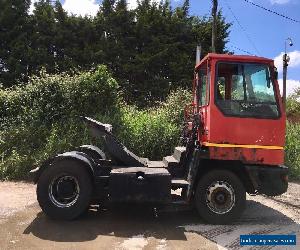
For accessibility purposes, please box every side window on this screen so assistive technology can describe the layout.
[198,65,209,106]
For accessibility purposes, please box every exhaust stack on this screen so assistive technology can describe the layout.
[196,45,201,65]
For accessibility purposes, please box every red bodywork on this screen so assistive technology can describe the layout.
[193,54,285,165]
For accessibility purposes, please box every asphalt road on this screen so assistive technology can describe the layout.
[0,181,299,250]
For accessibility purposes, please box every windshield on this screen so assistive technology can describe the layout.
[215,62,279,118]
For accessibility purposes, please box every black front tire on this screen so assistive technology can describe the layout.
[195,169,246,224]
[37,160,92,220]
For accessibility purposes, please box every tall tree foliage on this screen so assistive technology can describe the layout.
[0,0,31,85]
[29,0,56,74]
[0,0,231,106]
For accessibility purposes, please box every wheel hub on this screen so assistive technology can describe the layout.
[206,181,235,214]
[49,175,80,208]
[215,192,226,204]
[57,178,76,197]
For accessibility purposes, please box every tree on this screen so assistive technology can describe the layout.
[95,0,136,100]
[0,0,31,86]
[28,0,57,75]
[192,11,231,55]
[0,0,231,108]
[53,0,73,71]
[124,0,196,105]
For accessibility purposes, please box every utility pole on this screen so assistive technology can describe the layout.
[282,38,293,111]
[211,0,218,53]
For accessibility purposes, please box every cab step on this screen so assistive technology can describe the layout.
[171,179,189,189]
[163,155,179,168]
[173,146,186,162]
[164,155,185,178]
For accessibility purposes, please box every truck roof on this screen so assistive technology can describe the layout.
[195,53,274,70]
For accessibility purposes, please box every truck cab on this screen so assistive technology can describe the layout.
[195,54,285,165]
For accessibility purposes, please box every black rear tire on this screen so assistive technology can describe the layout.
[195,169,246,224]
[37,160,92,220]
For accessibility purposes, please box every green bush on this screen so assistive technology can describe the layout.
[92,89,191,160]
[285,96,300,179]
[0,64,191,180]
[117,106,180,160]
[115,89,191,160]
[285,122,300,179]
[0,65,119,127]
[0,65,120,179]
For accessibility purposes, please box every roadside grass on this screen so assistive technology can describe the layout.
[285,122,300,180]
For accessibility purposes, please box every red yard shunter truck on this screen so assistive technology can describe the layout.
[32,53,288,224]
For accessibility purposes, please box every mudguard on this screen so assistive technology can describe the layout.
[76,145,106,160]
[245,165,288,196]
[31,151,95,183]
[83,116,146,167]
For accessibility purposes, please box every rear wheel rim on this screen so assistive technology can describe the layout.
[48,175,80,208]
[206,181,235,214]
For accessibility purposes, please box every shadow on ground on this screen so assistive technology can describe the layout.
[23,200,300,248]
[24,205,196,242]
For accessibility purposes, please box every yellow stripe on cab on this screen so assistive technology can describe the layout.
[202,142,283,150]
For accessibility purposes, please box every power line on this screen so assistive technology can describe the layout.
[244,0,300,24]
[222,0,261,56]
[229,45,254,55]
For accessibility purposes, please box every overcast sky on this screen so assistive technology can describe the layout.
[30,0,300,95]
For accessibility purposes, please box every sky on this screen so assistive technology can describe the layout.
[30,0,300,95]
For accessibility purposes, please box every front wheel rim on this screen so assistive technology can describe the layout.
[206,181,235,215]
[48,175,80,208]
